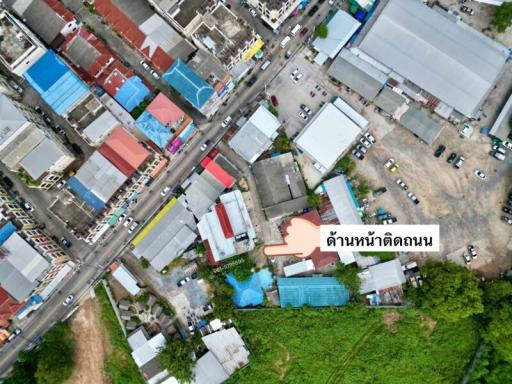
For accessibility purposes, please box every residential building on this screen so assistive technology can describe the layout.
[132,197,198,271]
[228,105,280,163]
[358,259,406,304]
[277,277,350,308]
[0,93,75,189]
[0,287,25,328]
[253,153,308,220]
[0,11,46,76]
[247,0,302,32]
[187,49,234,98]
[198,190,256,266]
[294,99,366,174]
[81,110,122,146]
[127,327,170,383]
[283,259,315,277]
[111,263,142,296]
[354,0,509,119]
[312,10,361,65]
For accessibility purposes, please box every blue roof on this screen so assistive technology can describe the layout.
[135,111,172,149]
[114,76,150,112]
[163,59,215,109]
[67,176,105,212]
[24,51,89,116]
[0,221,16,245]
[226,268,273,308]
[277,277,349,308]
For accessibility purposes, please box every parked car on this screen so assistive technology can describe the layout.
[468,245,477,259]
[221,116,232,128]
[150,69,160,80]
[407,192,420,205]
[71,143,83,156]
[474,169,486,180]
[250,8,257,17]
[454,156,465,169]
[384,158,395,169]
[128,221,139,234]
[124,217,134,227]
[246,75,258,86]
[462,252,471,265]
[7,328,22,342]
[63,294,74,306]
[351,148,364,160]
[447,152,457,164]
[355,144,367,154]
[308,5,319,16]
[300,27,309,37]
[292,72,303,83]
[382,216,397,224]
[2,177,13,189]
[502,216,512,225]
[490,151,506,161]
[460,6,474,15]
[23,201,34,212]
[200,142,209,152]
[8,80,23,94]
[360,137,372,148]
[140,60,150,70]
[203,304,213,312]
[434,145,446,158]
[177,277,191,287]
[117,213,127,223]
[55,125,66,137]
[364,132,376,144]
[298,111,308,121]
[60,237,72,248]
[300,104,312,115]
[503,206,512,215]
[492,145,507,155]
[396,179,408,190]
[503,140,512,150]
[271,95,279,106]
[373,187,387,197]
[161,186,171,196]
[389,163,399,173]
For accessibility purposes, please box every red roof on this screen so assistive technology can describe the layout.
[102,68,129,97]
[215,204,234,239]
[95,0,174,72]
[201,157,235,188]
[0,288,25,328]
[204,240,219,267]
[98,127,150,177]
[146,93,185,126]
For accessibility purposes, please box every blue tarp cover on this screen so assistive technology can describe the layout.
[135,111,172,149]
[226,268,273,308]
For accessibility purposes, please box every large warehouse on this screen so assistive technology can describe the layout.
[356,0,509,118]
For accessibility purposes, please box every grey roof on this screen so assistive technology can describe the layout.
[328,49,387,101]
[0,262,37,301]
[373,87,406,115]
[0,93,28,148]
[399,106,443,145]
[111,0,153,24]
[11,0,66,44]
[264,197,309,221]
[490,92,512,141]
[323,176,363,225]
[228,106,280,164]
[357,0,508,117]
[65,35,101,70]
[19,138,68,179]
[359,259,406,294]
[133,198,197,271]
[184,172,225,219]
[82,110,120,145]
[202,328,249,375]
[193,351,230,384]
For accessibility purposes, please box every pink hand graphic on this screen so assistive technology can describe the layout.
[263,218,321,258]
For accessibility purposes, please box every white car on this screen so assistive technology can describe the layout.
[63,294,74,306]
[298,111,308,121]
[161,186,171,196]
[150,70,160,80]
[293,72,303,83]
[200,142,208,152]
[250,8,257,17]
[300,104,312,115]
[360,137,372,148]
[124,216,134,227]
[502,140,512,150]
[474,169,486,180]
[140,60,150,70]
[384,158,395,168]
[128,221,139,234]
[364,132,376,144]
[117,213,127,223]
[221,116,232,128]
[290,68,299,80]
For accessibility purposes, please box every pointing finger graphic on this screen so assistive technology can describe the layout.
[263,218,321,258]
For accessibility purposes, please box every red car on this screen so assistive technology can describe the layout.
[300,27,309,37]
[271,95,279,106]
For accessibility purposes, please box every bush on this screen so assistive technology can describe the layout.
[334,263,361,300]
[158,340,194,382]
[307,191,321,208]
[229,254,254,281]
[273,131,292,153]
[314,22,328,38]
[336,156,356,176]
[492,3,512,33]
[268,105,279,117]
[140,258,150,269]
[195,243,206,255]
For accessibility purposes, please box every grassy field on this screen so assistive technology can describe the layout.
[227,306,479,384]
[96,284,145,384]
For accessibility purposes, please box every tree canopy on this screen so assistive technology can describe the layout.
[158,340,194,383]
[492,3,512,33]
[314,22,328,38]
[417,261,483,322]
[334,263,361,300]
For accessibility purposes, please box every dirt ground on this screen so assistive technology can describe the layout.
[66,298,106,384]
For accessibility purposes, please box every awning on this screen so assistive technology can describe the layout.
[242,38,265,62]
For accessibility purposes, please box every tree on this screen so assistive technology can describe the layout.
[314,22,328,38]
[334,263,361,300]
[418,261,483,322]
[268,105,279,117]
[213,283,236,320]
[307,191,320,208]
[336,156,355,176]
[492,3,512,33]
[158,340,194,383]
[140,257,150,269]
[229,254,254,281]
[4,350,39,384]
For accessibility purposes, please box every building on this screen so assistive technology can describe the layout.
[0,11,46,76]
[490,93,512,142]
[294,100,366,174]
[197,190,256,266]
[0,93,75,189]
[247,0,302,32]
[200,157,235,189]
[283,259,315,277]
[127,327,170,383]
[312,10,361,65]
[355,0,509,118]
[111,263,142,296]
[182,170,229,219]
[23,50,90,117]
[228,105,280,163]
[252,153,308,220]
[358,259,406,304]
[94,0,195,72]
[132,197,198,271]
[277,277,349,308]
[397,106,443,145]
[0,287,25,328]
[81,110,122,146]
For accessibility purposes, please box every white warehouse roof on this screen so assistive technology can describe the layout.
[357,0,508,117]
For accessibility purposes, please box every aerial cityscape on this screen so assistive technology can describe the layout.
[0,0,510,383]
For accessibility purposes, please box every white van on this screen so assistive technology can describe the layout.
[280,36,291,48]
[290,23,301,37]
[261,59,271,71]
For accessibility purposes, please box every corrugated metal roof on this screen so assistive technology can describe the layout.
[323,175,363,225]
[135,111,172,149]
[490,92,512,141]
[201,328,249,375]
[112,264,141,296]
[359,259,406,293]
[373,87,406,115]
[193,351,229,384]
[3,233,49,282]
[146,93,186,126]
[19,138,69,179]
[200,157,235,188]
[184,172,225,219]
[399,106,443,145]
[358,0,508,117]
[82,110,120,145]
[277,277,349,307]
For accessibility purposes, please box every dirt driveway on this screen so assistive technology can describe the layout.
[66,298,106,384]
[357,117,512,277]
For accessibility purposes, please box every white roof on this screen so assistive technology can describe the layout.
[193,351,230,384]
[358,0,508,117]
[323,175,363,225]
[249,105,281,137]
[294,103,363,173]
[19,137,68,179]
[313,10,361,61]
[202,328,249,375]
[3,232,49,282]
[332,97,368,130]
[284,259,315,277]
[112,264,141,296]
[127,328,148,350]
[82,110,120,145]
[359,259,406,294]
[130,332,166,367]
[0,93,28,148]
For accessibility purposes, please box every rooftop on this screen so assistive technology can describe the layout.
[183,171,225,219]
[490,92,512,141]
[277,277,349,308]
[201,328,250,375]
[19,137,70,179]
[359,259,406,294]
[111,263,141,296]
[146,93,190,129]
[135,111,172,149]
[82,110,121,145]
[0,93,29,147]
[357,0,509,117]
[200,157,235,189]
[128,327,166,368]
[398,106,443,145]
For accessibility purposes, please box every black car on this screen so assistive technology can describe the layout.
[434,145,446,158]
[247,75,258,86]
[373,187,387,197]
[71,143,83,156]
[60,237,72,248]
[502,216,512,225]
[1,176,13,189]
[447,152,457,164]
[503,206,512,215]
[308,5,319,17]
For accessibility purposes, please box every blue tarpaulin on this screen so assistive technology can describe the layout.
[226,268,273,308]
[67,176,105,212]
[135,111,172,149]
[277,277,349,308]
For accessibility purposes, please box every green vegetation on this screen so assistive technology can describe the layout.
[140,257,150,269]
[335,155,356,176]
[130,99,152,119]
[229,254,255,281]
[273,131,292,153]
[268,105,279,117]
[307,191,321,208]
[96,284,145,384]
[416,261,483,322]
[468,343,512,384]
[84,2,96,13]
[17,171,40,188]
[158,340,194,382]
[334,263,361,300]
[359,251,396,262]
[5,322,75,384]
[355,177,370,200]
[314,22,328,38]
[226,307,479,383]
[195,243,206,255]
[212,282,236,321]
[492,3,512,32]
[169,256,188,269]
